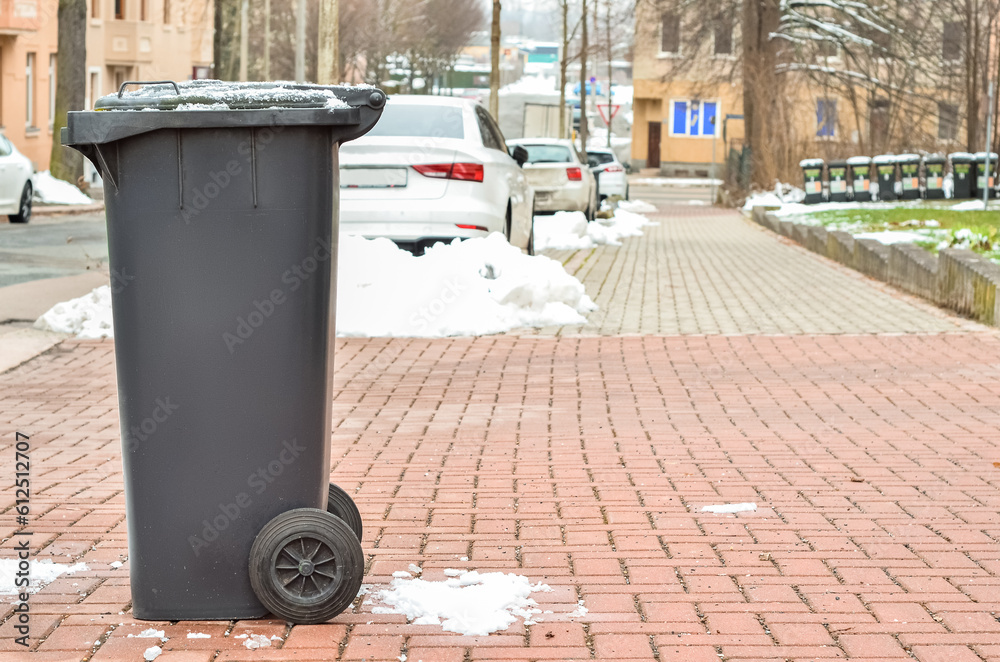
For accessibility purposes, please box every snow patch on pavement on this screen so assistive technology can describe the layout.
[368,570,553,636]
[33,171,93,205]
[617,199,658,213]
[534,208,656,251]
[701,503,758,514]
[143,645,162,661]
[0,559,89,596]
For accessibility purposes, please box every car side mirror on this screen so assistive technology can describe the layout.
[511,145,529,167]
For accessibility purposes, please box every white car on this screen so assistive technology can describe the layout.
[507,138,598,220]
[339,96,535,254]
[587,147,628,201]
[0,134,33,223]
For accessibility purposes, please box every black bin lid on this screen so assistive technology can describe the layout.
[64,80,387,147]
[827,159,847,167]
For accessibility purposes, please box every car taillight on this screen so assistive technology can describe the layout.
[566,167,583,181]
[456,224,489,232]
[604,165,623,173]
[412,163,484,182]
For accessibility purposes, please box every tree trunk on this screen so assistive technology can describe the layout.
[742,0,781,187]
[49,0,86,183]
[489,0,501,120]
[964,0,981,151]
[579,0,588,153]
[317,0,338,84]
[214,0,238,80]
[605,0,612,148]
[558,0,568,138]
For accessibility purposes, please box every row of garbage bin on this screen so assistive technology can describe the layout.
[800,152,999,204]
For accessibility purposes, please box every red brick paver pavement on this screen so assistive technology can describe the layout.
[5,327,1000,660]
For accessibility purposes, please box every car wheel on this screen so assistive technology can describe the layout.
[625,184,630,201]
[9,182,32,224]
[526,216,535,256]
[504,205,512,242]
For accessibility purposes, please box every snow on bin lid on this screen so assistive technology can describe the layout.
[949,152,975,161]
[96,80,378,111]
[973,151,999,160]
[64,80,386,148]
[846,156,872,165]
[799,158,824,167]
[922,153,946,162]
[872,154,898,164]
[896,153,920,163]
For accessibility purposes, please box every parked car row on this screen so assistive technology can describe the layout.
[339,95,628,255]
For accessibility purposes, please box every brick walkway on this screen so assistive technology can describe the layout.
[4,201,1000,662]
[541,204,969,335]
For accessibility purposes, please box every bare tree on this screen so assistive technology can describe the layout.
[49,0,87,183]
[489,0,502,118]
[557,0,583,137]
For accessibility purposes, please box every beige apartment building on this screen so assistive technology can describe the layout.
[0,0,212,171]
[0,0,60,169]
[632,0,999,178]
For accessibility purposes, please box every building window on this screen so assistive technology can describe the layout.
[938,102,958,140]
[91,0,99,18]
[163,0,169,23]
[942,21,962,61]
[816,98,837,137]
[48,54,56,130]
[714,13,732,56]
[114,0,123,19]
[670,99,718,137]
[660,12,680,54]
[26,53,35,129]
[140,0,146,20]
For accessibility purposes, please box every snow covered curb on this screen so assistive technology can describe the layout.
[32,171,93,205]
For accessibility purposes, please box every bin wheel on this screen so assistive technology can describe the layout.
[249,508,363,624]
[327,483,363,542]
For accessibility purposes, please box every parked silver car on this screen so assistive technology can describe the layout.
[507,138,598,220]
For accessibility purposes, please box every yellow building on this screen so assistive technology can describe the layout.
[84,0,212,108]
[0,0,60,169]
[632,0,996,178]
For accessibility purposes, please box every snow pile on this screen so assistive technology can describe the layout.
[34,286,113,339]
[500,75,558,96]
[337,233,595,336]
[534,208,655,251]
[368,570,552,636]
[33,171,93,205]
[243,634,271,650]
[36,233,602,339]
[634,177,722,187]
[143,646,162,661]
[618,199,658,213]
[0,560,89,595]
[952,199,987,210]
[853,231,932,245]
[742,182,805,210]
[701,503,757,514]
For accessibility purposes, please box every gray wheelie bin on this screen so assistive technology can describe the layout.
[923,154,946,199]
[800,158,824,204]
[974,152,998,199]
[846,156,872,202]
[873,155,898,201]
[61,80,385,624]
[897,154,921,200]
[827,160,848,202]
[950,152,974,199]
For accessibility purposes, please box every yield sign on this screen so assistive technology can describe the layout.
[596,103,621,125]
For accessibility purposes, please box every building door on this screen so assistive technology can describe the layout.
[647,121,661,169]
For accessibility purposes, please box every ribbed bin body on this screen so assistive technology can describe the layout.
[63,82,384,620]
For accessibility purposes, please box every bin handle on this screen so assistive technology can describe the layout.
[118,80,181,98]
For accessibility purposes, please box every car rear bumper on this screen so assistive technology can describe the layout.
[339,197,503,243]
[531,183,590,212]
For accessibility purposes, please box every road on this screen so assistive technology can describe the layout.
[0,211,108,288]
